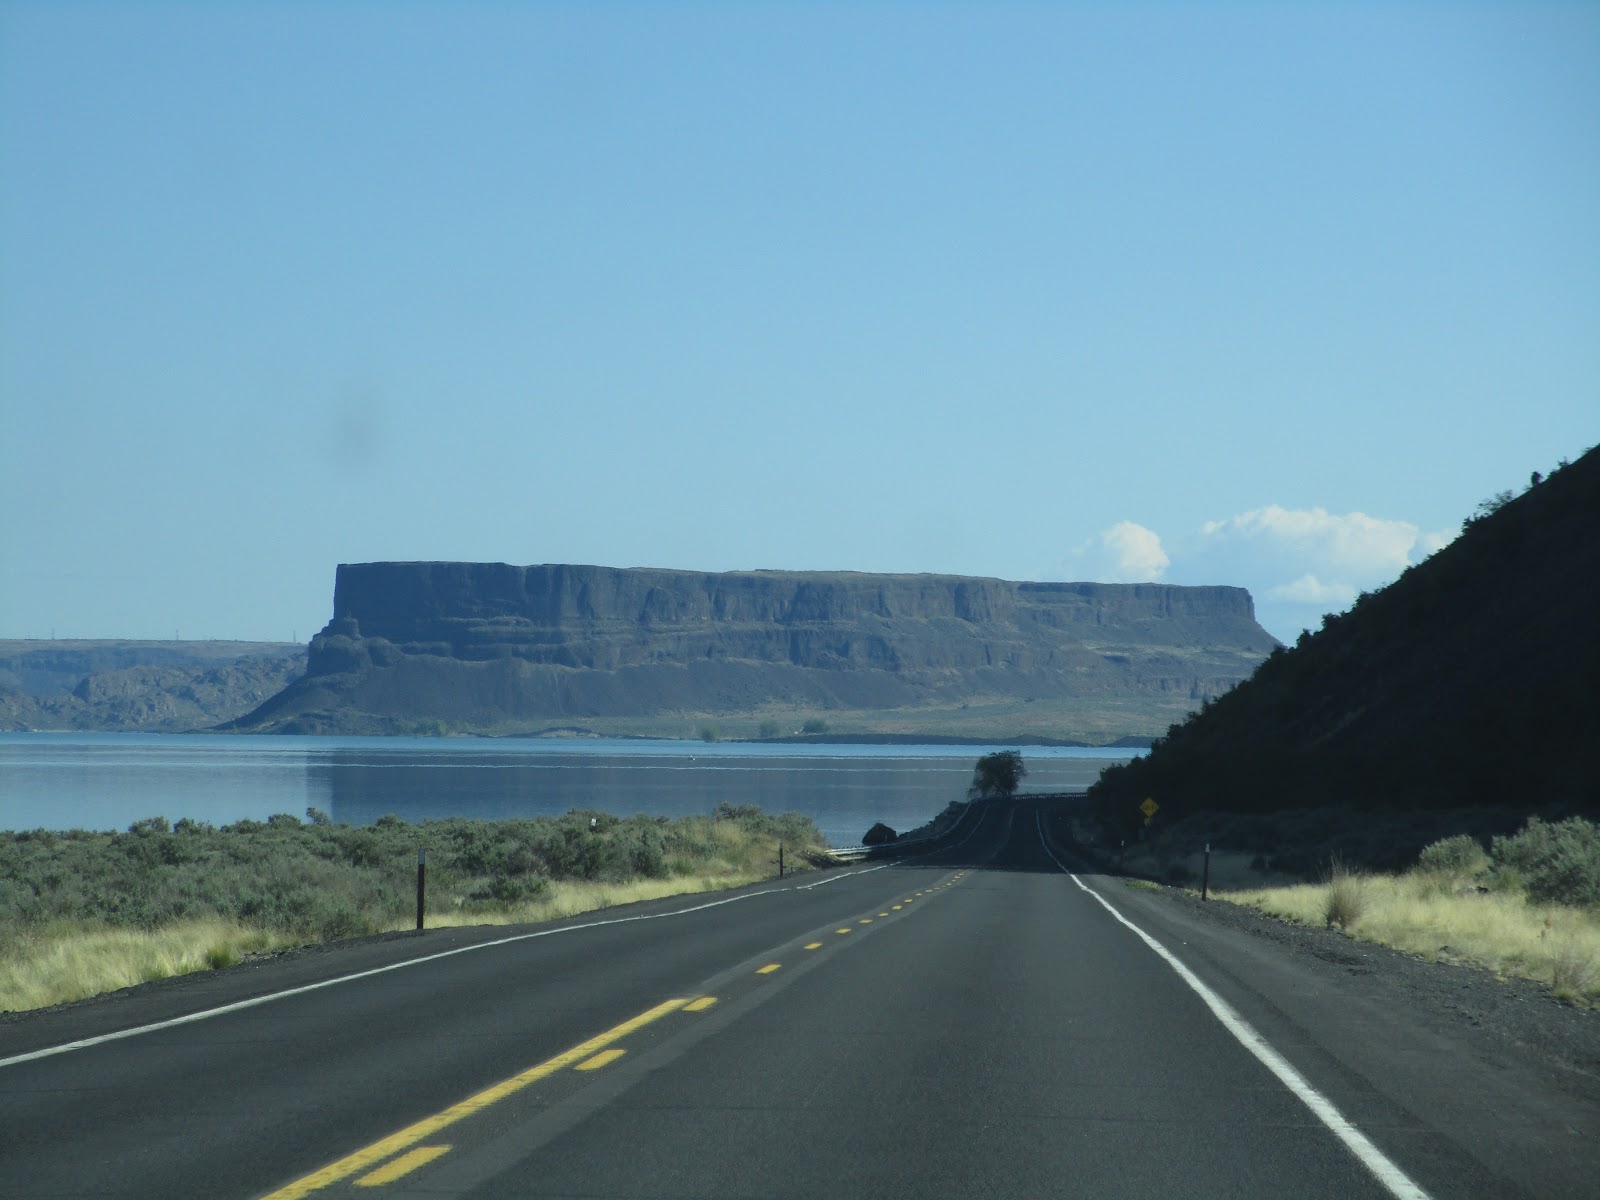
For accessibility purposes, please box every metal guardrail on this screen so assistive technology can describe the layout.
[826,845,874,861]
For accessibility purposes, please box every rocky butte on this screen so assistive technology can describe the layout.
[230,564,1280,741]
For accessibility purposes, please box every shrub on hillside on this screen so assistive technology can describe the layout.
[1417,834,1490,878]
[1491,817,1600,907]
[863,822,898,846]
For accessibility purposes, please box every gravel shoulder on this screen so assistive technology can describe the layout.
[1142,878,1600,1091]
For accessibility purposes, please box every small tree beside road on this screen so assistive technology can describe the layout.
[969,750,1026,800]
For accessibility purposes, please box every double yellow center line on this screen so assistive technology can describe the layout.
[265,871,970,1197]
[262,997,697,1199]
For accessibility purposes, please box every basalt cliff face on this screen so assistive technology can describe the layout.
[231,565,1278,739]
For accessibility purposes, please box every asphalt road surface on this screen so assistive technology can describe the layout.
[3,797,1597,1198]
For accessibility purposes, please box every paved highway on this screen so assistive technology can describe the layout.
[3,798,1597,1198]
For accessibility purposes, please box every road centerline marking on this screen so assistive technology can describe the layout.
[756,963,782,974]
[353,1145,451,1188]
[257,997,687,1199]
[575,1049,626,1071]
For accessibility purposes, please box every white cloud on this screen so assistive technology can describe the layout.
[1198,506,1423,576]
[1267,573,1355,606]
[1077,521,1169,583]
[1051,505,1455,641]
[1169,505,1457,641]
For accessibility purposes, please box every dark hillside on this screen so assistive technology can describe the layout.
[1090,446,1600,836]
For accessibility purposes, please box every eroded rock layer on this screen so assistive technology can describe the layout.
[232,565,1277,737]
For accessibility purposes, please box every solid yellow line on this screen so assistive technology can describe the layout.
[353,1145,451,1188]
[685,996,718,1012]
[575,1048,625,1071]
[757,963,782,974]
[258,997,687,1199]
[804,942,823,950]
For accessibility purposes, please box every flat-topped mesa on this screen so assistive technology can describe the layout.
[234,563,1277,736]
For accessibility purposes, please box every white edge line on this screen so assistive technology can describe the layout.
[1034,814,1432,1200]
[796,864,891,889]
[0,885,787,1070]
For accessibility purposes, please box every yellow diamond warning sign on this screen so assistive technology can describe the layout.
[1139,797,1159,818]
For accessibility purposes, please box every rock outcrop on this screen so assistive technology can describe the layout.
[0,642,306,732]
[231,565,1278,738]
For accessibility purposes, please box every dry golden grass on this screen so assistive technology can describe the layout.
[0,920,296,1014]
[422,872,770,929]
[1218,872,1600,1004]
[0,864,789,1013]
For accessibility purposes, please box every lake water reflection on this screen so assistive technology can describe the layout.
[0,733,1141,846]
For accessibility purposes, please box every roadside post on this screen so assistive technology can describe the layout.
[778,842,785,878]
[1202,843,1211,901]
[416,848,427,931]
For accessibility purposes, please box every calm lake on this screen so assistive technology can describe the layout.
[0,733,1140,846]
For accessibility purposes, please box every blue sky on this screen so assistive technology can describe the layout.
[2,1,1595,645]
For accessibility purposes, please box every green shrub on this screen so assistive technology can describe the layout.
[863,822,897,847]
[1491,817,1600,907]
[469,875,548,910]
[1417,834,1489,877]
[0,806,825,947]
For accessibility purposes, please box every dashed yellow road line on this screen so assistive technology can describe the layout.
[858,918,872,925]
[804,942,823,950]
[877,912,888,917]
[891,905,902,910]
[353,1145,451,1188]
[258,997,688,1199]
[685,996,718,1012]
[575,1048,626,1071]
[757,963,782,974]
[835,927,852,934]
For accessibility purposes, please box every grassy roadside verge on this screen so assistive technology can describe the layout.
[1212,821,1600,1006]
[1217,873,1600,1004]
[0,804,828,1014]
